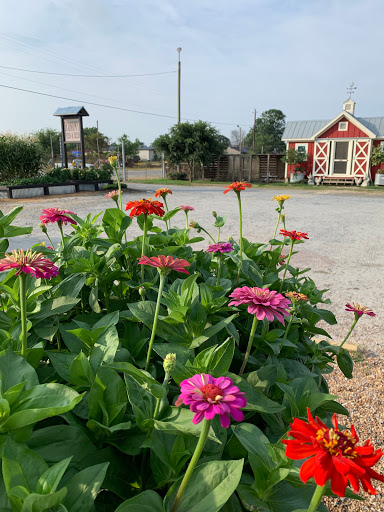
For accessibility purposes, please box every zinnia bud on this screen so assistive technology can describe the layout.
[189,220,199,229]
[38,223,48,234]
[139,286,146,297]
[163,353,176,373]
[280,213,285,222]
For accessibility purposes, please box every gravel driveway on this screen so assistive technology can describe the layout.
[1,182,383,509]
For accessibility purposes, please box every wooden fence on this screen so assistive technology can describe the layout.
[203,154,285,182]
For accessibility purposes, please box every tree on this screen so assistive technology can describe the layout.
[230,129,243,147]
[153,121,227,182]
[244,109,286,154]
[83,127,110,154]
[117,134,140,158]
[33,128,61,162]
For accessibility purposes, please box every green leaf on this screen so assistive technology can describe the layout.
[27,425,96,465]
[62,463,109,512]
[0,349,38,393]
[164,459,244,512]
[228,373,284,414]
[150,407,220,443]
[30,297,80,320]
[1,384,83,431]
[190,313,238,349]
[231,423,275,471]
[36,457,72,494]
[337,350,353,379]
[2,438,48,506]
[115,490,163,512]
[107,362,166,399]
[69,352,95,387]
[20,488,67,512]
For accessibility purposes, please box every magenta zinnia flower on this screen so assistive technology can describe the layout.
[138,255,190,274]
[0,250,59,279]
[229,286,291,323]
[175,373,246,428]
[180,205,195,211]
[40,208,77,225]
[345,303,375,317]
[207,242,234,254]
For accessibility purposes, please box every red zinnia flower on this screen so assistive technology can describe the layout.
[154,188,172,198]
[278,254,286,266]
[228,286,291,323]
[0,250,59,279]
[223,181,252,194]
[40,208,77,225]
[280,229,309,241]
[282,408,384,497]
[125,198,165,218]
[175,373,246,428]
[345,303,375,317]
[138,255,190,274]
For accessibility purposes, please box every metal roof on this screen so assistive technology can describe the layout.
[282,115,384,140]
[53,106,89,116]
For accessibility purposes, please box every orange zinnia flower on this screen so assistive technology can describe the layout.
[282,408,384,497]
[125,198,165,218]
[223,181,252,194]
[154,188,172,198]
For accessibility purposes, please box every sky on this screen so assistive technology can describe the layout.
[0,0,382,145]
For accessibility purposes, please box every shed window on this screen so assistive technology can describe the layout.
[295,143,308,160]
[338,122,348,131]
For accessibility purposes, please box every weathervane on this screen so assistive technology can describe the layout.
[347,82,357,98]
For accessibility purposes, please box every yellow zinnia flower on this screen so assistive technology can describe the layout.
[272,194,291,204]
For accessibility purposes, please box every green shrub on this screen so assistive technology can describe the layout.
[0,134,43,181]
[168,171,188,180]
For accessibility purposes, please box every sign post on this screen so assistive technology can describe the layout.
[54,106,89,169]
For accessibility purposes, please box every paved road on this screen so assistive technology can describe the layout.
[1,183,383,352]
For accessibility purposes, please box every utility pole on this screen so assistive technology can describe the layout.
[122,141,126,181]
[96,120,101,168]
[237,125,242,154]
[177,47,182,123]
[252,109,257,154]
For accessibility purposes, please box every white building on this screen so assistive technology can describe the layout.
[138,146,155,161]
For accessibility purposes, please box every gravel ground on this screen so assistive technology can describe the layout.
[1,183,383,509]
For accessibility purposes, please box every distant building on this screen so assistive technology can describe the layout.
[225,145,249,155]
[282,99,384,183]
[138,146,155,161]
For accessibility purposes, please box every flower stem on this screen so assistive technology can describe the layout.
[236,191,243,284]
[141,214,148,284]
[57,221,65,249]
[279,239,294,292]
[114,166,123,211]
[239,316,258,376]
[19,273,28,359]
[340,315,359,348]
[171,419,211,512]
[145,273,166,371]
[216,254,222,286]
[185,211,189,230]
[272,212,281,240]
[154,371,170,419]
[307,484,326,512]
[280,312,294,350]
[217,226,221,243]
[163,196,170,233]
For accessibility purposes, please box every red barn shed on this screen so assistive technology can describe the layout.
[282,99,384,184]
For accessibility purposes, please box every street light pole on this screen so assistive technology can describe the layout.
[177,47,182,124]
[237,125,242,154]
[252,109,257,154]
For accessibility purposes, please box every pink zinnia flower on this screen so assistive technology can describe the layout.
[40,208,77,226]
[345,303,375,317]
[180,205,195,211]
[138,255,190,274]
[206,242,234,254]
[175,373,246,428]
[105,190,120,199]
[278,254,286,266]
[0,250,59,279]
[229,286,291,323]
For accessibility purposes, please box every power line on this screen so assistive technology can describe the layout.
[0,64,177,78]
[0,82,252,127]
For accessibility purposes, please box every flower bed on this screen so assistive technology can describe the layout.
[2,179,113,199]
[0,186,381,512]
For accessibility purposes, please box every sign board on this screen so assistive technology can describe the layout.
[64,118,81,143]
[72,150,81,156]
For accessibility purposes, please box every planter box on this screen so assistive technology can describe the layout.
[374,173,384,186]
[290,173,305,183]
[6,180,113,199]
